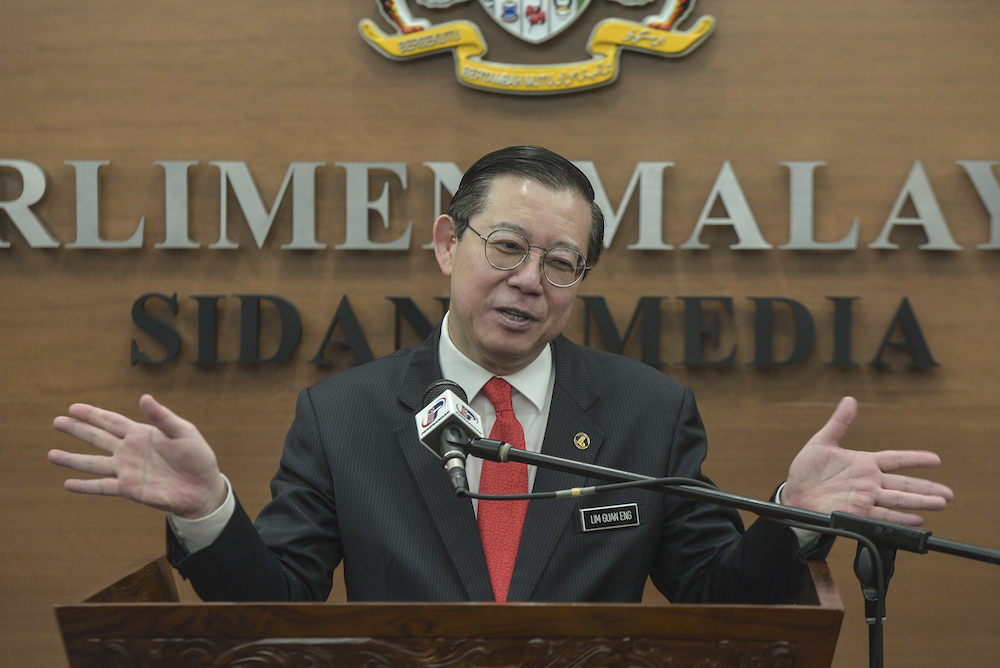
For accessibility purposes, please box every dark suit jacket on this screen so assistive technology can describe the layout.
[169,329,827,603]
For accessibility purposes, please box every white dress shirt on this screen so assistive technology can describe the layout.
[437,312,556,513]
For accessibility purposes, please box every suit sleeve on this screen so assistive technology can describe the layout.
[168,387,343,602]
[648,387,832,604]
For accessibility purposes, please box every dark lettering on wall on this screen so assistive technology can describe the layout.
[580,296,664,366]
[191,295,225,366]
[387,296,449,349]
[827,296,860,367]
[129,292,937,371]
[749,297,816,367]
[237,295,302,365]
[131,293,181,365]
[310,296,375,366]
[870,297,939,369]
[681,297,736,366]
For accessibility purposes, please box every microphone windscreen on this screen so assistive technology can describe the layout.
[422,379,468,406]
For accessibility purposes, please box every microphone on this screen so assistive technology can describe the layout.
[414,379,484,494]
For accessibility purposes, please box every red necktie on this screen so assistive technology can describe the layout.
[477,377,529,603]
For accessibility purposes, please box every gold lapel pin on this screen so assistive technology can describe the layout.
[573,432,590,450]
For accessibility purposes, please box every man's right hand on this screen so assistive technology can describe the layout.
[49,394,227,519]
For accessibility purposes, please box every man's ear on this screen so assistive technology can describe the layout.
[432,214,458,276]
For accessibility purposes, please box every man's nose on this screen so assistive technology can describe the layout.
[507,249,546,292]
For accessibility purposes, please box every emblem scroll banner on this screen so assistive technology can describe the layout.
[358,14,715,94]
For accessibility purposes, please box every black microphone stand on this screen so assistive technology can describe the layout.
[463,438,1000,668]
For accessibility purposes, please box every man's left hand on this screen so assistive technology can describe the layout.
[782,397,954,526]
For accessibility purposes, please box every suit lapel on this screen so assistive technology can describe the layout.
[507,337,605,602]
[394,329,495,601]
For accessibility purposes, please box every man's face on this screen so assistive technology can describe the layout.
[433,175,592,376]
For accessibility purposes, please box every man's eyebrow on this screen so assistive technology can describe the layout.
[489,221,529,236]
[490,222,584,254]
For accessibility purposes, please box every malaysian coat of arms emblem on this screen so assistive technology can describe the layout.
[360,0,715,94]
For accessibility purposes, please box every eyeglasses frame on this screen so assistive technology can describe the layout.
[463,223,591,288]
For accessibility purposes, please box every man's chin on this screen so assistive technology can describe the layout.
[479,339,545,374]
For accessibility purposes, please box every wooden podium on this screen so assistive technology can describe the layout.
[55,556,843,668]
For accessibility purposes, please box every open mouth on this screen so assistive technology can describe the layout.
[499,308,531,322]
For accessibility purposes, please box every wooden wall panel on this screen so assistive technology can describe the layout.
[2,2,998,667]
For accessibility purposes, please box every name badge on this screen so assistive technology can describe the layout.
[580,503,640,532]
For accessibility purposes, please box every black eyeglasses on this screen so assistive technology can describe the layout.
[465,224,589,288]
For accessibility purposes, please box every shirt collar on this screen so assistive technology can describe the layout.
[438,312,552,411]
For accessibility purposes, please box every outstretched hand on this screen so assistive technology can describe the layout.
[782,397,954,526]
[48,394,227,519]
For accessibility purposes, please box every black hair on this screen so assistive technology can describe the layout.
[446,145,605,267]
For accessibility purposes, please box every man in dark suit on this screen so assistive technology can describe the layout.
[49,146,954,604]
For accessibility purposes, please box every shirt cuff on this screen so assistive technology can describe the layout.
[775,482,822,551]
[166,474,235,554]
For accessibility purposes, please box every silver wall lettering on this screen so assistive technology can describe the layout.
[335,162,412,251]
[681,161,772,250]
[779,161,859,250]
[209,161,326,250]
[958,161,1000,250]
[155,161,200,249]
[65,160,145,249]
[575,161,675,250]
[0,159,59,248]
[420,161,463,250]
[870,161,961,250]
[3,158,997,252]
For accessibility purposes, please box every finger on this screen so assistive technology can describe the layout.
[65,403,135,440]
[880,472,955,501]
[47,449,117,476]
[872,449,944,474]
[863,505,927,527]
[138,394,192,440]
[874,487,950,512]
[52,417,123,454]
[63,477,123,497]
[809,396,858,447]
